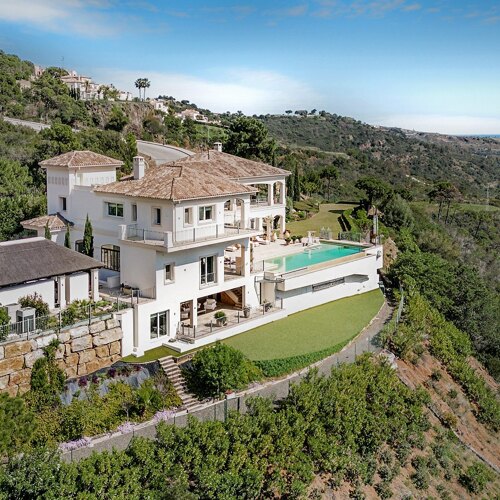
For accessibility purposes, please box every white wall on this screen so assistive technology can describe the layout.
[0,279,55,310]
[65,272,90,303]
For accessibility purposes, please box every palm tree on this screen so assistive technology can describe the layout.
[143,79,151,101]
[134,78,144,100]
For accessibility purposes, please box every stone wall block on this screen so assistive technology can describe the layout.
[85,359,104,374]
[77,364,88,376]
[65,366,77,379]
[36,333,57,349]
[17,384,30,395]
[55,344,65,360]
[0,346,4,360]
[69,325,90,339]
[106,318,120,330]
[95,345,110,358]
[0,356,25,377]
[58,331,70,343]
[79,349,97,364]
[24,349,44,368]
[71,335,92,352]
[93,327,122,347]
[5,341,32,358]
[109,341,121,356]
[9,368,31,386]
[0,375,9,390]
[6,385,18,397]
[64,353,79,367]
[89,321,106,334]
[110,354,121,364]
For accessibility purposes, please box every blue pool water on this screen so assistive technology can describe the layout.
[265,243,362,273]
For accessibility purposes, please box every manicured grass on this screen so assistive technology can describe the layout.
[286,202,356,237]
[412,201,499,213]
[224,289,384,361]
[122,345,182,363]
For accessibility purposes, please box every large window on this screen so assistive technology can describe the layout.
[184,207,193,225]
[150,310,169,339]
[75,240,84,253]
[164,263,174,283]
[101,244,120,272]
[198,205,213,222]
[107,202,123,217]
[200,255,216,285]
[152,207,161,225]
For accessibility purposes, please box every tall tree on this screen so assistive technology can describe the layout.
[44,221,51,240]
[293,164,301,201]
[83,214,93,257]
[320,165,339,201]
[428,181,460,223]
[224,116,276,163]
[64,224,71,249]
[355,177,392,210]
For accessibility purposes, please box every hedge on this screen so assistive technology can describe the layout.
[254,340,350,378]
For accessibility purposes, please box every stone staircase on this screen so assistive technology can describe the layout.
[159,356,199,411]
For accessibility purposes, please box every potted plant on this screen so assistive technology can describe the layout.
[243,305,251,318]
[214,311,227,326]
[263,300,272,312]
[285,237,291,245]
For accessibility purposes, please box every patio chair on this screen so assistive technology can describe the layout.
[205,298,217,311]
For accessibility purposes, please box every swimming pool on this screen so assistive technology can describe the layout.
[264,243,362,273]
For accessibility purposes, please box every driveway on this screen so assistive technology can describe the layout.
[136,140,194,164]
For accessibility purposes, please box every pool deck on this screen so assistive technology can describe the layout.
[251,238,370,264]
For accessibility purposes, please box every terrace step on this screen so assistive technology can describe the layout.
[159,355,200,411]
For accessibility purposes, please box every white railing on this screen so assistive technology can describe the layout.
[123,224,253,248]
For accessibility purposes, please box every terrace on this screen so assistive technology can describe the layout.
[121,223,258,251]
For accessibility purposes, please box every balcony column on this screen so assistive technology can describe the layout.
[241,199,250,228]
[279,181,286,204]
[267,182,274,206]
[90,268,100,301]
[279,215,286,234]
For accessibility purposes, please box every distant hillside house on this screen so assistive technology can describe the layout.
[177,109,208,123]
[0,237,103,320]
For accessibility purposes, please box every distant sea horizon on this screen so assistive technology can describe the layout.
[460,134,500,138]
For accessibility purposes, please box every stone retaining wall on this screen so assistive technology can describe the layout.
[0,317,122,396]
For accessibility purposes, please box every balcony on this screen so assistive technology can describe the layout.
[121,224,258,251]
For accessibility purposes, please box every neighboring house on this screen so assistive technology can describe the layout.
[176,109,208,123]
[21,146,383,357]
[0,237,103,322]
[150,99,169,113]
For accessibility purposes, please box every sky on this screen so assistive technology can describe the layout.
[0,0,499,134]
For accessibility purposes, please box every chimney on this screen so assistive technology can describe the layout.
[213,142,222,153]
[133,156,145,180]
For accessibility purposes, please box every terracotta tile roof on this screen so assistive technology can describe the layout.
[178,150,290,179]
[94,164,257,201]
[21,213,73,231]
[0,238,102,288]
[39,151,123,169]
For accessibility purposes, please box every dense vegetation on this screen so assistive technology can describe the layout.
[1,356,435,498]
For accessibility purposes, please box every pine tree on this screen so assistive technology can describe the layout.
[293,165,301,201]
[64,224,71,249]
[44,221,51,240]
[83,215,93,257]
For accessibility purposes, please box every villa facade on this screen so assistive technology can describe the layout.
[21,147,383,357]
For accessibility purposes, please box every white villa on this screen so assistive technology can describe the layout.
[21,147,383,357]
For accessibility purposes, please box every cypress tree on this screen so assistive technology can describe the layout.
[64,224,71,249]
[293,165,301,201]
[83,215,94,257]
[44,221,51,240]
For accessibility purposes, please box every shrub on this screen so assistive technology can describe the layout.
[431,368,442,381]
[0,308,9,326]
[411,456,429,490]
[29,339,65,409]
[185,342,261,397]
[18,292,49,317]
[459,462,493,494]
[0,393,35,457]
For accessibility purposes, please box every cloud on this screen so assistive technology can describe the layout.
[373,114,500,135]
[403,3,421,12]
[0,0,119,36]
[94,67,321,115]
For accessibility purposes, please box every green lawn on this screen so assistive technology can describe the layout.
[224,289,384,361]
[411,201,499,214]
[287,202,356,237]
[123,289,384,363]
